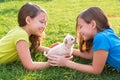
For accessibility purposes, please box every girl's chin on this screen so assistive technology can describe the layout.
[37,34,41,37]
[83,37,86,40]
[83,37,88,41]
[37,32,42,36]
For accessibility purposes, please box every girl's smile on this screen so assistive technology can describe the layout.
[25,12,47,37]
[77,18,97,40]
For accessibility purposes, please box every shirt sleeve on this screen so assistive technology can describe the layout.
[93,33,110,52]
[14,31,29,45]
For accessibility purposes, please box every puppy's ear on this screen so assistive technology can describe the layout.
[63,34,66,38]
[65,39,68,44]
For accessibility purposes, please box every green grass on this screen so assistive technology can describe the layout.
[0,0,120,80]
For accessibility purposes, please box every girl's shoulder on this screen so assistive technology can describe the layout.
[12,27,30,45]
[7,26,29,43]
[8,26,28,36]
[93,28,113,51]
[94,28,120,48]
[95,28,114,39]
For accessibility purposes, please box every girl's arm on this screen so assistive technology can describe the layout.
[48,50,108,74]
[66,50,108,74]
[36,42,60,53]
[72,49,93,59]
[16,40,50,71]
[37,46,50,53]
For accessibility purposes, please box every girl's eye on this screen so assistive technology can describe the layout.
[40,21,46,25]
[40,21,44,23]
[71,38,73,41]
[80,26,82,29]
[78,24,82,30]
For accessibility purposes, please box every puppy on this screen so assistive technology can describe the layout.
[44,34,76,57]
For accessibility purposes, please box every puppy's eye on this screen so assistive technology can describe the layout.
[71,38,73,41]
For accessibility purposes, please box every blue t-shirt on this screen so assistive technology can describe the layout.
[93,28,120,71]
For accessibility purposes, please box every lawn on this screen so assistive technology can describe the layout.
[0,0,120,80]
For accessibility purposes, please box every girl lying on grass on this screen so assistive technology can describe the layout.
[0,2,50,70]
[48,7,120,74]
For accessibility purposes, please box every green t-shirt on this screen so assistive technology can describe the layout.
[0,27,30,64]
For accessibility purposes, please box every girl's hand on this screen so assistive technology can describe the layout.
[48,55,72,67]
[66,55,73,61]
[49,42,60,48]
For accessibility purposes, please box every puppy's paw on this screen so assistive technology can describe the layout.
[43,51,48,57]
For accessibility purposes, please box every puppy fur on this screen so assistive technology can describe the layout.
[45,34,76,57]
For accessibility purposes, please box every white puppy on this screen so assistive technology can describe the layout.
[44,34,76,57]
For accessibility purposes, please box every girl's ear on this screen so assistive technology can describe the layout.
[25,16,31,24]
[90,20,96,29]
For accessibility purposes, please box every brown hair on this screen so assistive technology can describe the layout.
[76,7,110,52]
[18,3,47,51]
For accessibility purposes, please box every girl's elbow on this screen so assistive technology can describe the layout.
[23,63,35,71]
[93,71,102,75]
[92,69,103,75]
[25,66,35,71]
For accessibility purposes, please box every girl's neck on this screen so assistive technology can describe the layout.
[22,25,31,36]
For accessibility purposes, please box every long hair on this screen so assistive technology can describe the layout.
[76,7,110,52]
[18,3,46,51]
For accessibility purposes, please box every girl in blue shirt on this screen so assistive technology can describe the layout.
[48,7,120,74]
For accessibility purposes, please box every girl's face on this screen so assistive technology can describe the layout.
[28,12,47,36]
[77,17,97,40]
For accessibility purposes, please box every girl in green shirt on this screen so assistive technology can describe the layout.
[0,2,50,70]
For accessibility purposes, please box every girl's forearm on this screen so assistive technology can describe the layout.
[73,49,93,59]
[37,46,50,52]
[33,62,50,70]
[25,62,50,71]
[65,60,101,74]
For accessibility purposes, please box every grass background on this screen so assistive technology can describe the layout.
[0,0,120,80]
